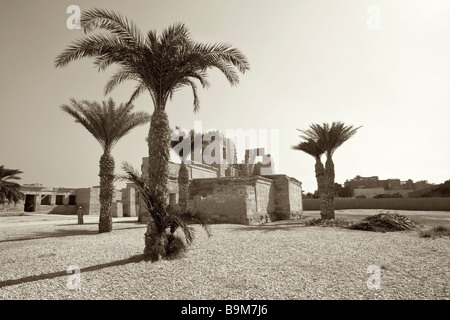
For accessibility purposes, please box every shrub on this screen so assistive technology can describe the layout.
[304,218,352,228]
[165,234,187,259]
[419,225,450,239]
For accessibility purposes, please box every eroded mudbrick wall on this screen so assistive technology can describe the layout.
[191,178,249,224]
[263,175,303,220]
[190,176,288,225]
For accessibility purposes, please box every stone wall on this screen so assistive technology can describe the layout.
[263,175,303,220]
[288,177,303,217]
[76,187,100,215]
[191,178,249,224]
[253,177,276,223]
[302,198,450,211]
[137,157,303,225]
[122,184,137,217]
[190,176,277,225]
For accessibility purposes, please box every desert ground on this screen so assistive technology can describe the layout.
[0,210,448,300]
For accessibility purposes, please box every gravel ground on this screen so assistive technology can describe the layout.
[0,214,448,300]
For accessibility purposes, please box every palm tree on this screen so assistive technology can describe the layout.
[0,166,25,205]
[291,137,326,217]
[55,8,249,254]
[294,122,361,219]
[61,98,151,232]
[119,162,211,261]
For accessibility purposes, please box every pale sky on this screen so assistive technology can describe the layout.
[1,0,449,193]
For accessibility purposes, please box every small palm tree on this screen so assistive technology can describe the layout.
[293,122,361,219]
[55,9,249,255]
[119,162,211,261]
[0,166,25,205]
[61,98,151,232]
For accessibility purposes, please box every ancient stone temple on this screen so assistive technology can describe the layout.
[138,142,303,225]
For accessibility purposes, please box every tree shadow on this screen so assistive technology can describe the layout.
[232,221,307,233]
[0,254,147,288]
[0,225,145,243]
[0,228,99,243]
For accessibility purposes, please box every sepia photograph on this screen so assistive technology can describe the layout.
[0,0,448,311]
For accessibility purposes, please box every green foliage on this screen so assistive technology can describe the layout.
[0,166,25,205]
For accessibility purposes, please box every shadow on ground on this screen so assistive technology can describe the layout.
[0,224,145,243]
[0,254,146,288]
[232,221,307,232]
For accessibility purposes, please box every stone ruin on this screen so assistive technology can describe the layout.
[2,134,303,225]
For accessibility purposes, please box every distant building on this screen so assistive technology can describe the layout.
[344,176,432,198]
[1,184,137,218]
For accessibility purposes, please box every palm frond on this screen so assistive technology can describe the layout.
[61,99,150,153]
[81,8,144,47]
[0,166,25,205]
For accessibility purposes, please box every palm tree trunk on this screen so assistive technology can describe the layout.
[98,152,115,233]
[145,109,171,259]
[144,217,168,261]
[314,157,327,219]
[177,162,189,212]
[323,156,336,220]
[147,109,170,196]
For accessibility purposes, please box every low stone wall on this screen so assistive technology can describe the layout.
[190,176,280,224]
[191,177,251,224]
[303,198,450,211]
[263,175,303,220]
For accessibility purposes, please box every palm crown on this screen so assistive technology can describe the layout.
[299,122,362,157]
[60,98,151,153]
[55,9,250,111]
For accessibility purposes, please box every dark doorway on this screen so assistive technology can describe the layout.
[24,195,36,212]
[68,195,76,205]
[55,195,64,205]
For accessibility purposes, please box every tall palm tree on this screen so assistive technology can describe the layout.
[55,8,249,254]
[0,166,25,205]
[294,122,361,219]
[61,98,150,232]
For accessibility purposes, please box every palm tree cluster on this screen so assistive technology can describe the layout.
[55,8,249,258]
[0,166,25,205]
[292,122,361,219]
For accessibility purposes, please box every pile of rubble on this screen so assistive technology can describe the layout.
[348,212,419,232]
